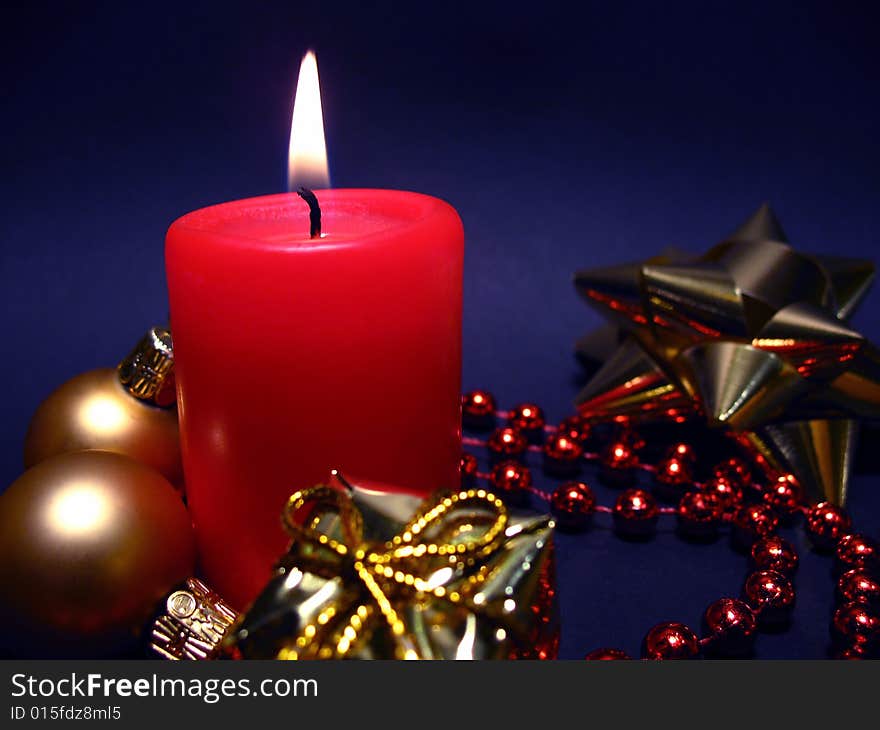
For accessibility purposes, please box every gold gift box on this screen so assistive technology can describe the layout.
[223,472,558,660]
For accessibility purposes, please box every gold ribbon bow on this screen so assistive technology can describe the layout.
[277,481,509,660]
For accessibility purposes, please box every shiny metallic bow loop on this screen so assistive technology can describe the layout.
[573,204,879,505]
[279,483,510,659]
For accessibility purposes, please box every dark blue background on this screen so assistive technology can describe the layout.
[2,1,879,658]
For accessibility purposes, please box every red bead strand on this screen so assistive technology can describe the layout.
[462,391,874,659]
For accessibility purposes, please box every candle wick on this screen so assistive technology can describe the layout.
[330,469,355,494]
[296,187,322,239]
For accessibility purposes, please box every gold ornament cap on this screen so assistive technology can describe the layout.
[118,326,175,408]
[151,578,237,660]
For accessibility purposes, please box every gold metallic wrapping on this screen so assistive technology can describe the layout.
[574,204,878,505]
[223,472,558,660]
[151,578,237,660]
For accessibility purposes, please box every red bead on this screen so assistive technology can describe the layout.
[542,433,584,477]
[462,390,497,430]
[489,460,532,504]
[550,482,596,531]
[487,427,528,462]
[508,403,546,443]
[751,536,799,575]
[832,602,880,650]
[556,416,592,446]
[805,502,852,551]
[732,504,779,551]
[642,622,700,660]
[668,442,697,464]
[460,453,478,486]
[743,570,795,627]
[613,488,659,539]
[835,534,880,574]
[584,648,631,660]
[838,570,880,607]
[713,457,753,490]
[653,454,693,503]
[600,440,638,486]
[702,477,743,515]
[703,598,757,657]
[760,475,804,519]
[676,491,723,540]
[834,645,868,660]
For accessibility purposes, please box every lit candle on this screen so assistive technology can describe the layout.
[165,52,463,608]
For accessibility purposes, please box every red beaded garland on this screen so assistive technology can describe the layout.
[556,416,592,446]
[713,457,753,490]
[464,394,877,659]
[677,491,723,540]
[805,502,852,552]
[653,454,693,503]
[460,453,478,486]
[743,570,795,627]
[461,389,497,430]
[761,475,804,519]
[550,482,596,531]
[543,433,584,477]
[831,602,880,651]
[489,460,532,501]
[508,403,546,442]
[656,454,690,481]
[751,536,799,575]
[486,426,528,462]
[732,504,779,551]
[834,645,868,660]
[702,477,743,515]
[600,440,638,486]
[838,570,880,607]
[642,622,700,660]
[584,648,631,660]
[613,488,659,539]
[668,442,697,464]
[616,426,646,452]
[835,534,880,574]
[703,598,757,656]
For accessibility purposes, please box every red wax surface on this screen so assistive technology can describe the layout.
[165,190,463,607]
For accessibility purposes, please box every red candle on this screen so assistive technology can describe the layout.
[166,188,463,607]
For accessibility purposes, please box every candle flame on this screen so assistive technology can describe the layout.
[288,50,330,191]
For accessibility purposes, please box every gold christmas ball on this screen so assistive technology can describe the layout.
[0,451,196,656]
[23,368,182,488]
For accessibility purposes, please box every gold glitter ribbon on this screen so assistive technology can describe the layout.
[276,483,509,660]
